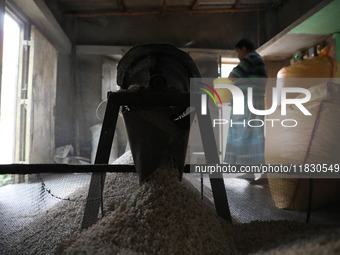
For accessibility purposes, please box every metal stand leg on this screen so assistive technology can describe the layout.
[196,102,232,222]
[81,93,120,230]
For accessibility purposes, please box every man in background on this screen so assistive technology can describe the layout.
[224,39,267,182]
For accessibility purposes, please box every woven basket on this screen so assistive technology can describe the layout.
[268,175,340,211]
[266,82,340,211]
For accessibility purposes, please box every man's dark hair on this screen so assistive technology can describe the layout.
[235,39,255,52]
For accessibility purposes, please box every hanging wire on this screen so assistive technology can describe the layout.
[37,174,75,202]
[37,173,120,204]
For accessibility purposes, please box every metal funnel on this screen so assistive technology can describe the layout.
[117,44,200,182]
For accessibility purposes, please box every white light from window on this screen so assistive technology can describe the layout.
[0,14,21,163]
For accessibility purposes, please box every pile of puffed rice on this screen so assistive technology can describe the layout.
[57,165,234,254]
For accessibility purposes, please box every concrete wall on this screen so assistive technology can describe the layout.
[264,59,290,110]
[75,55,103,158]
[55,53,76,149]
[55,16,77,151]
[265,59,290,78]
[28,27,57,163]
[73,51,222,160]
[190,53,220,77]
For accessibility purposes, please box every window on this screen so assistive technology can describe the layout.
[220,57,239,77]
[0,13,21,164]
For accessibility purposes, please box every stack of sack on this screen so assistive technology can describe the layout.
[265,46,340,210]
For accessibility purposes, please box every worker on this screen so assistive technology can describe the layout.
[224,39,268,183]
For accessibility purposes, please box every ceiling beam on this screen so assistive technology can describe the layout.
[76,45,237,58]
[258,0,334,60]
[9,0,71,53]
[65,7,267,18]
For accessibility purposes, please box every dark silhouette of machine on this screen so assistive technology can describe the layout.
[81,44,231,230]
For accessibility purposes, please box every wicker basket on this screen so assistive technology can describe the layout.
[268,175,340,211]
[266,82,340,211]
